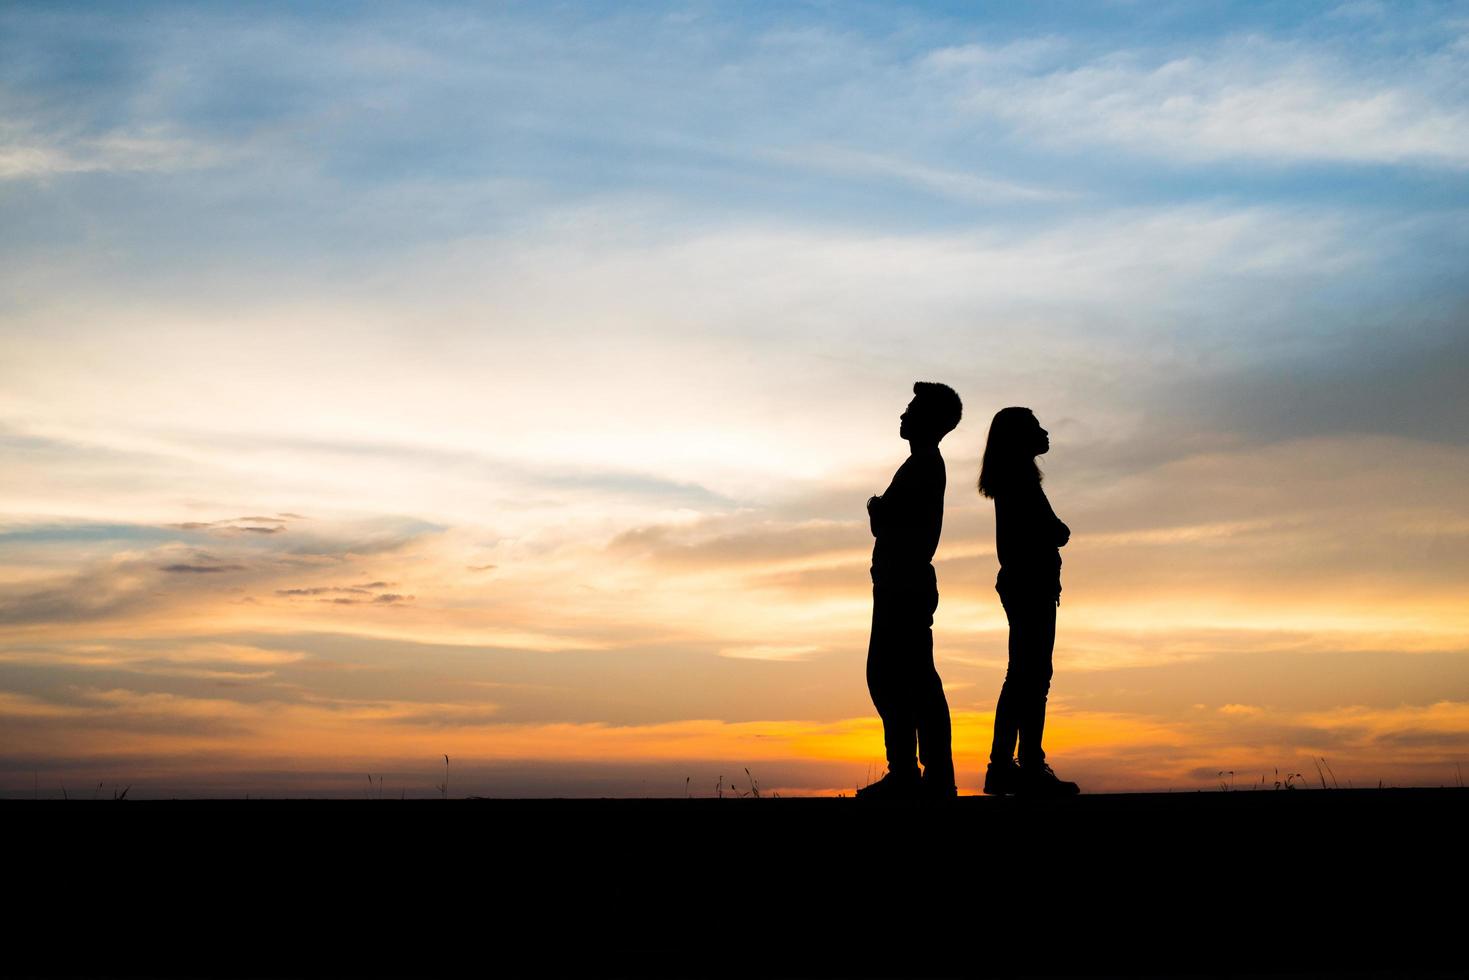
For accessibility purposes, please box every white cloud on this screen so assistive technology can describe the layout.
[0,198,1382,520]
[927,35,1469,168]
[0,124,225,180]
[758,143,1077,203]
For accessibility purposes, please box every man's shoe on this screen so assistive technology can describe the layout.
[856,768,921,800]
[920,771,958,800]
[1016,762,1080,796]
[983,759,1022,796]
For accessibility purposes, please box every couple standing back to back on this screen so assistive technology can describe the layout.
[857,382,1080,800]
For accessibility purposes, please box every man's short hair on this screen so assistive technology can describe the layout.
[913,381,962,437]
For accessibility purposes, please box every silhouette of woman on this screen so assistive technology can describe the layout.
[978,407,1079,795]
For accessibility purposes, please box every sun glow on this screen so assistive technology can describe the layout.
[4,2,1468,798]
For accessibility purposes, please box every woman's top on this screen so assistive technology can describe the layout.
[993,480,1069,597]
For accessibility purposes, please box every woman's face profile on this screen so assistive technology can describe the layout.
[1025,413,1050,457]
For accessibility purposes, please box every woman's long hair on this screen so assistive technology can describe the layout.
[978,406,1042,499]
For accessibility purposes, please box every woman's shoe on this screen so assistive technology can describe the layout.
[983,759,1022,795]
[1017,762,1080,796]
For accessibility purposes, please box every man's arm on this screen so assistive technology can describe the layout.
[888,453,945,558]
[872,454,944,556]
[868,456,909,539]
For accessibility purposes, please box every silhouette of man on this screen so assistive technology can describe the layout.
[857,381,962,800]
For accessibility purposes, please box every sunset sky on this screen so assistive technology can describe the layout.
[3,1,1467,797]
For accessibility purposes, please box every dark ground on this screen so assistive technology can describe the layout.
[7,788,1465,979]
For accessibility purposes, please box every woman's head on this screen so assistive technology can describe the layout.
[978,407,1048,498]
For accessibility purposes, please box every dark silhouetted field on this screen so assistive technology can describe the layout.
[10,788,1464,978]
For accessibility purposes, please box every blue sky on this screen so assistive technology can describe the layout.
[5,1,1467,383]
[2,1,1467,796]
[7,3,1468,237]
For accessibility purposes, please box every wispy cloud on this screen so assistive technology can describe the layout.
[160,562,247,574]
[927,33,1469,168]
[2,1,1466,795]
[610,517,863,569]
[758,143,1077,203]
[0,124,227,181]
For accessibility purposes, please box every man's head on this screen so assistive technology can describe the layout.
[899,381,963,445]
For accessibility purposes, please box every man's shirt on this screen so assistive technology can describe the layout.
[870,446,945,582]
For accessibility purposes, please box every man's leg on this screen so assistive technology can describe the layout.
[867,591,919,780]
[912,589,955,790]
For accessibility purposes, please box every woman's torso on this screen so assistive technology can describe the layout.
[994,482,1063,595]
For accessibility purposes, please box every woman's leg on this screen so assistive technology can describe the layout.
[992,588,1057,767]
[1014,595,1056,769]
[990,589,1022,764]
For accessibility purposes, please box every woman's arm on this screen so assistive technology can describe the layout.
[1040,491,1070,547]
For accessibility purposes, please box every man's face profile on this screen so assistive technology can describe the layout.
[899,397,918,441]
